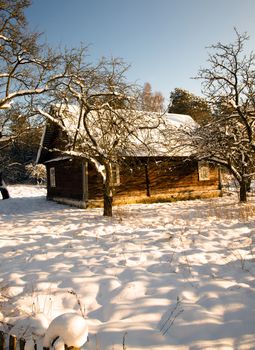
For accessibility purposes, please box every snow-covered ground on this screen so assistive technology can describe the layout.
[1,185,255,350]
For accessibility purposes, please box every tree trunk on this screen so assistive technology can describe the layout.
[246,178,251,192]
[144,163,151,197]
[0,173,10,200]
[218,166,223,197]
[103,163,113,217]
[239,179,247,202]
[103,185,113,216]
[0,187,10,200]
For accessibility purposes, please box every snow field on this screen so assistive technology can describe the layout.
[0,185,255,349]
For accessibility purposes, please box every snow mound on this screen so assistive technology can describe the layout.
[43,313,88,348]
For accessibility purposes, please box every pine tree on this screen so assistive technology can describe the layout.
[168,88,211,125]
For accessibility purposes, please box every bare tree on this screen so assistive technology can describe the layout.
[0,0,64,195]
[184,118,255,201]
[39,47,154,216]
[141,82,164,112]
[0,1,60,108]
[193,29,255,202]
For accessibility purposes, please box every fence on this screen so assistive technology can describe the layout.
[0,332,26,350]
[0,331,79,350]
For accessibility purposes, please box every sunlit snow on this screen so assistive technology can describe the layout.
[0,185,255,349]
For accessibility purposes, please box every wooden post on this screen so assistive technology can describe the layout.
[218,166,223,197]
[9,335,17,350]
[240,179,247,202]
[144,162,151,197]
[19,338,26,350]
[0,331,5,350]
[82,161,89,204]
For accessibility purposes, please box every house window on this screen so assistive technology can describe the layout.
[49,167,56,187]
[112,164,120,186]
[198,162,210,181]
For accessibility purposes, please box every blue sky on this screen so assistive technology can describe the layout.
[26,0,255,105]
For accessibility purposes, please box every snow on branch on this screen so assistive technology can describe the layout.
[0,34,11,42]
[37,108,66,130]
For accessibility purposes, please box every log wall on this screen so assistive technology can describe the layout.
[46,159,84,201]
[87,157,220,202]
[45,157,220,207]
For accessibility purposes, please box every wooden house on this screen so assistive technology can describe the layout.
[36,110,221,208]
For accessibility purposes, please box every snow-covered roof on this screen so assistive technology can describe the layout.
[56,104,195,130]
[123,111,196,157]
[37,105,197,162]
[162,113,195,128]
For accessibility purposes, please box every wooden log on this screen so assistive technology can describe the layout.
[64,346,80,350]
[9,335,16,350]
[0,331,6,350]
[19,338,26,350]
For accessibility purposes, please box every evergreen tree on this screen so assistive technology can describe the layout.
[168,88,211,124]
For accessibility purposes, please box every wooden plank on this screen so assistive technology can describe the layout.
[64,346,80,350]
[0,331,6,350]
[19,338,26,350]
[9,335,16,350]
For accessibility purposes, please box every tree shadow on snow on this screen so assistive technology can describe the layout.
[1,194,255,349]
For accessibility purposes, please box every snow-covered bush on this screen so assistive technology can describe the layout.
[25,164,46,185]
